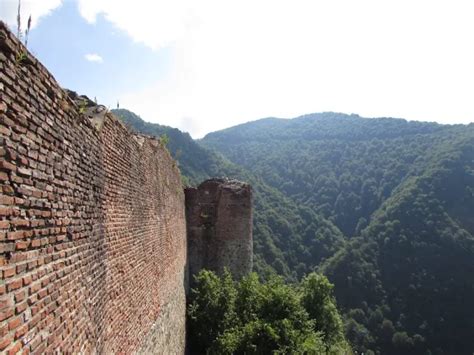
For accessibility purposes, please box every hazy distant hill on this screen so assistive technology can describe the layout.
[201,112,474,355]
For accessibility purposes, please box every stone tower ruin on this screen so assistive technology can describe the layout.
[185,178,253,282]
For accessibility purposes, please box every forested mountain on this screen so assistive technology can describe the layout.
[202,113,450,237]
[201,112,474,355]
[322,131,474,354]
[114,109,474,354]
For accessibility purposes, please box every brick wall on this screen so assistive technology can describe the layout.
[185,178,253,282]
[0,21,186,354]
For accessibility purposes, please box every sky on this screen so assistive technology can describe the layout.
[1,0,474,138]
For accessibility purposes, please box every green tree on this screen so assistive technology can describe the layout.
[187,270,237,353]
[300,273,345,347]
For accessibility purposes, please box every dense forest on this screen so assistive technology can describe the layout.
[113,109,474,355]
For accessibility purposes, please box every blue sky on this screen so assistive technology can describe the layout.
[4,1,172,112]
[35,2,171,104]
[1,0,474,137]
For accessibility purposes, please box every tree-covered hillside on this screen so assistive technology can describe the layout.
[201,113,474,355]
[201,113,456,237]
[321,129,474,354]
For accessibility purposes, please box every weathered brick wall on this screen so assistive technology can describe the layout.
[100,115,186,354]
[185,178,253,282]
[0,21,186,354]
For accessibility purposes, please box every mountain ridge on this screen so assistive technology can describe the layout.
[202,112,453,143]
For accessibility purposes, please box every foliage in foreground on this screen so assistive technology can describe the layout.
[187,270,351,354]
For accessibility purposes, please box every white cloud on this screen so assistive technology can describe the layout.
[84,53,103,63]
[77,0,192,50]
[0,0,62,30]
[80,0,474,137]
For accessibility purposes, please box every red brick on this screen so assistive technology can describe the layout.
[17,168,32,177]
[37,288,47,299]
[0,335,13,350]
[22,275,32,286]
[7,279,22,292]
[5,148,17,161]
[15,263,27,274]
[27,295,37,307]
[19,157,28,166]
[30,239,40,248]
[14,291,26,303]
[0,160,16,172]
[0,195,14,205]
[14,324,28,339]
[8,316,22,330]
[0,307,14,321]
[7,231,24,240]
[13,198,24,205]
[10,219,29,227]
[2,185,14,195]
[0,207,13,216]
[29,314,40,328]
[29,283,41,295]
[7,341,22,355]
[15,240,29,250]
[0,297,12,310]
[15,301,27,314]
[0,125,11,136]
[27,151,38,160]
[3,266,16,278]
[30,305,39,317]
[0,322,7,337]
[29,336,42,351]
[27,261,37,270]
